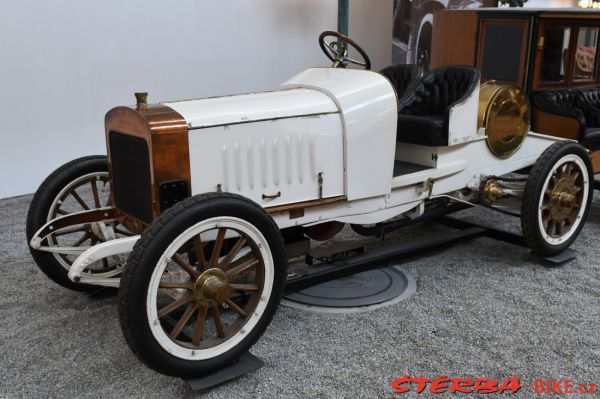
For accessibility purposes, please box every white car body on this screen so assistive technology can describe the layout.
[31,67,561,287]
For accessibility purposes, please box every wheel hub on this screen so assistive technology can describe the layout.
[548,177,578,222]
[193,268,231,307]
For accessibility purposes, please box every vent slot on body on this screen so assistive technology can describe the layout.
[109,131,153,223]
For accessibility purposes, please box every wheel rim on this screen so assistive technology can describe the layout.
[147,217,273,361]
[47,172,130,276]
[537,154,589,245]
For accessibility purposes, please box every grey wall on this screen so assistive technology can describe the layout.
[0,0,393,199]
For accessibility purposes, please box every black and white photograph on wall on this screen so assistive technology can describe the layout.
[392,0,483,68]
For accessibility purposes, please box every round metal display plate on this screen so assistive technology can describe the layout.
[281,266,416,314]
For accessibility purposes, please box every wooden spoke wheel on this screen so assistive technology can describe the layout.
[26,155,127,291]
[522,142,593,257]
[119,193,286,377]
[46,170,129,276]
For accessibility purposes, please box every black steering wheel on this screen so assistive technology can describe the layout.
[318,31,371,70]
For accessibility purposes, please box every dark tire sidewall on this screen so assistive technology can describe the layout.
[521,142,593,257]
[118,193,286,378]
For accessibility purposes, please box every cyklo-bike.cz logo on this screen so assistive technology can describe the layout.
[390,376,598,395]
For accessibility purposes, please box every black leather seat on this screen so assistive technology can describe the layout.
[380,64,423,101]
[532,88,600,150]
[396,66,480,146]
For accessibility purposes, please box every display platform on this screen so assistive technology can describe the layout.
[282,266,416,313]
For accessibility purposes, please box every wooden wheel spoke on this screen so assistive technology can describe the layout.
[56,209,70,216]
[545,221,554,235]
[193,236,208,271]
[172,254,199,279]
[209,228,227,268]
[212,306,225,338]
[102,258,110,269]
[565,162,573,177]
[193,307,209,346]
[556,221,564,235]
[158,294,194,318]
[224,298,248,317]
[219,237,247,269]
[226,258,259,277]
[91,180,101,208]
[542,212,550,224]
[159,282,194,290]
[70,190,90,211]
[229,283,260,292]
[570,171,580,184]
[169,303,198,340]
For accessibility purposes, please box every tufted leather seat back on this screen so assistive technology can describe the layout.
[532,86,600,149]
[542,89,578,108]
[395,66,480,147]
[380,64,423,101]
[400,66,480,117]
[576,88,600,107]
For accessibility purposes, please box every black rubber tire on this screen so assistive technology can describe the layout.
[25,155,109,292]
[118,192,287,378]
[521,142,593,257]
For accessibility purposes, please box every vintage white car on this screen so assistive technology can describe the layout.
[27,32,593,378]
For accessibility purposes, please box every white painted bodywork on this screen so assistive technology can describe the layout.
[68,236,139,287]
[165,89,337,129]
[447,81,482,146]
[36,66,572,288]
[280,68,398,201]
[181,96,345,208]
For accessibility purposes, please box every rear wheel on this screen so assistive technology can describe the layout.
[521,142,593,257]
[118,193,286,377]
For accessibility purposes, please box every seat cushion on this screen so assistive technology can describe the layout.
[583,127,600,150]
[396,114,446,146]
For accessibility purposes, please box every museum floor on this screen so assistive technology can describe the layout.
[1,193,599,398]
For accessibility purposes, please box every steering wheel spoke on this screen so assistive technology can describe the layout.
[318,31,371,70]
[344,56,367,67]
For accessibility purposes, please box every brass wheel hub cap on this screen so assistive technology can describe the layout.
[548,177,578,222]
[193,268,231,307]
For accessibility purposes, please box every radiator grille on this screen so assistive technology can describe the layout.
[109,131,153,223]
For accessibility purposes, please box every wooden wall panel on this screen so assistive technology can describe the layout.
[431,10,478,69]
[532,109,580,140]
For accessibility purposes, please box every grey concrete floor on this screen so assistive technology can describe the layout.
[1,193,599,398]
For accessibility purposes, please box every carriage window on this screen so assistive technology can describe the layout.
[540,26,571,84]
[573,27,599,82]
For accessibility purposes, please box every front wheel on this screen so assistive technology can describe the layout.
[118,193,286,377]
[521,142,593,257]
[25,155,117,291]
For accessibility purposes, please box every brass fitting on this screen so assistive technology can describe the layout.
[482,180,505,206]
